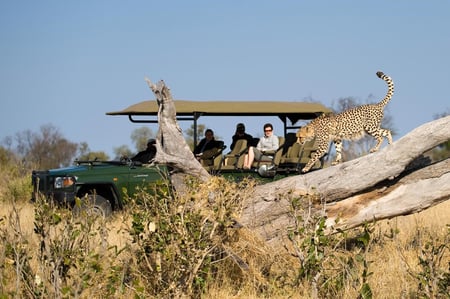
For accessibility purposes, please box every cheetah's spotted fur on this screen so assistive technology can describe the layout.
[296,71,394,173]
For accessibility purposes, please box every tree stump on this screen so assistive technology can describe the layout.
[145,78,209,192]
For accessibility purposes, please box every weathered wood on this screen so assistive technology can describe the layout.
[241,158,449,245]
[145,78,210,188]
[326,158,450,231]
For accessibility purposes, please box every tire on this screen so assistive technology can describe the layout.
[73,194,112,218]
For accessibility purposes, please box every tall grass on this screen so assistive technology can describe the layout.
[0,161,448,298]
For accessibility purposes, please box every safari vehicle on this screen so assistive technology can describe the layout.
[31,160,169,217]
[107,100,331,180]
[31,100,329,216]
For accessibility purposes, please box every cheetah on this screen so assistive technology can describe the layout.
[296,71,394,173]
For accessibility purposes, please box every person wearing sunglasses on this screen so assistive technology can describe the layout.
[243,123,279,169]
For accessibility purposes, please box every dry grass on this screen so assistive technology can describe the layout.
[204,200,450,298]
[367,200,450,298]
[1,189,448,298]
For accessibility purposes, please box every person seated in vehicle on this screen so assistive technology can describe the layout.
[243,123,279,169]
[193,129,222,162]
[131,138,157,163]
[230,123,254,150]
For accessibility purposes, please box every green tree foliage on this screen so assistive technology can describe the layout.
[77,142,110,161]
[0,146,31,202]
[110,126,155,160]
[131,126,154,151]
[113,144,133,160]
[185,124,206,150]
[5,124,78,169]
[0,146,15,166]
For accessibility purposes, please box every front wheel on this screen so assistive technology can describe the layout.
[73,194,112,218]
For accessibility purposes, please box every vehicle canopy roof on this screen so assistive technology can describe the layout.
[107,99,329,119]
[107,100,331,134]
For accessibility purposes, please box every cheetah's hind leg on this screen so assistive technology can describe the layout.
[369,129,392,153]
[381,128,392,144]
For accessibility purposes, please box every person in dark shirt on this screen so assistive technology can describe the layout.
[193,129,220,161]
[131,138,157,163]
[230,123,254,150]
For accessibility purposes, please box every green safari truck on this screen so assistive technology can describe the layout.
[31,160,169,217]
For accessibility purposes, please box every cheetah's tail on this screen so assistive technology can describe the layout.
[376,71,394,107]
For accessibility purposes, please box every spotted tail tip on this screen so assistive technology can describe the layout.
[376,71,385,78]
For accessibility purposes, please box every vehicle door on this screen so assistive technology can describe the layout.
[126,163,167,197]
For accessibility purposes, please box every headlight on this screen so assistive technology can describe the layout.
[54,177,75,189]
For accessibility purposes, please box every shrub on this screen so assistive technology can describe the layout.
[123,176,249,298]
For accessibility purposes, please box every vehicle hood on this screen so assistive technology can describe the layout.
[47,165,90,176]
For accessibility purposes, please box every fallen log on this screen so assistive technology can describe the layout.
[241,158,449,245]
[325,158,450,231]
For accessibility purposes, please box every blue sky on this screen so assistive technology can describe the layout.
[1,1,449,157]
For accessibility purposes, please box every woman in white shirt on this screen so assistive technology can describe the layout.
[243,123,279,169]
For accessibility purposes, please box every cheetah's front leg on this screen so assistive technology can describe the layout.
[332,139,342,165]
[302,139,329,173]
[302,153,321,173]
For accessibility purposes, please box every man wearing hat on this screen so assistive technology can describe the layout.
[131,138,157,163]
[230,123,254,150]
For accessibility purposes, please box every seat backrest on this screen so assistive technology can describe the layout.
[278,141,302,166]
[222,139,248,168]
[270,136,285,166]
[299,138,318,164]
[282,133,297,155]
[287,142,301,158]
[200,141,225,168]
[278,136,285,149]
[227,139,247,157]
[212,141,226,170]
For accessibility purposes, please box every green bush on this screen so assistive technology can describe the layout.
[124,176,246,298]
[0,148,32,203]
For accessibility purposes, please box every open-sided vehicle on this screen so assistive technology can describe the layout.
[31,100,329,216]
[107,100,331,180]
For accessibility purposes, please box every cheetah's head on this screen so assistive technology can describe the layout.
[296,125,315,144]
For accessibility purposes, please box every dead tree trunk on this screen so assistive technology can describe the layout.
[147,78,449,245]
[145,78,210,190]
